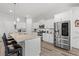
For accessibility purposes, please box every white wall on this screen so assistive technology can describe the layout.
[32,22,39,29]
[0,13,15,37]
[26,17,32,34]
[17,22,26,29]
[32,20,45,29]
[45,19,54,28]
[54,10,72,22]
[71,7,79,49]
[33,19,54,29]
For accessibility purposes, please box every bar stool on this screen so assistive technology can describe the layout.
[2,33,22,56]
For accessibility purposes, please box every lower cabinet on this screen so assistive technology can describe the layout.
[19,37,41,56]
[25,37,41,56]
[43,33,54,44]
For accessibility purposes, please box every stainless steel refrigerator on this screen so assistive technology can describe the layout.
[54,21,70,50]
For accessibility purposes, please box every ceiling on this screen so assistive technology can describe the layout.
[0,3,78,22]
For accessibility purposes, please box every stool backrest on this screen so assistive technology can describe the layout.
[2,33,9,52]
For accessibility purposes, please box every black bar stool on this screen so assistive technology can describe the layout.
[2,33,22,56]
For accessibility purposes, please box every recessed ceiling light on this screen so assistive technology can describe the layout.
[9,10,13,13]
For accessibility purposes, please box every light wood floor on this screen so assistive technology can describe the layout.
[41,41,79,56]
[0,41,79,56]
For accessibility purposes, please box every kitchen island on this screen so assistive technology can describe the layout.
[9,32,41,56]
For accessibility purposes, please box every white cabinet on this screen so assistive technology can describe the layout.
[49,34,54,43]
[43,33,54,44]
[43,33,49,42]
[25,37,41,56]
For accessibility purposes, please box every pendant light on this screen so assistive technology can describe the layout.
[13,3,17,29]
